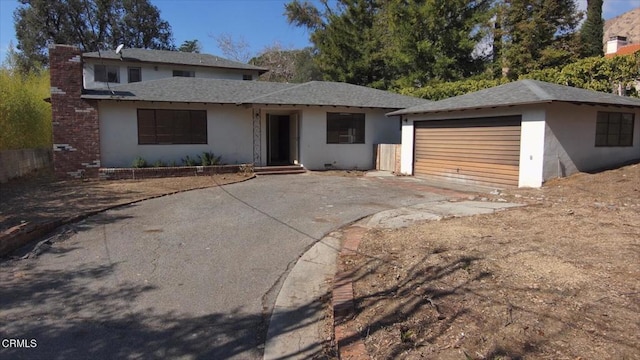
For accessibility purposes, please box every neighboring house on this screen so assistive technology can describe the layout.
[49,44,427,179]
[604,36,640,95]
[390,80,640,188]
[605,35,640,57]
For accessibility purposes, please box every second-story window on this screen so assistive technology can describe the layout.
[95,65,119,83]
[128,67,141,83]
[173,70,195,77]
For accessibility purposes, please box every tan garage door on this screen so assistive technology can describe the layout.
[414,116,521,187]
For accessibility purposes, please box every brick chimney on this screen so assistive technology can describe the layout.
[49,44,100,179]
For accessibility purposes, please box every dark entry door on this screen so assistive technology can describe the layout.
[268,115,291,165]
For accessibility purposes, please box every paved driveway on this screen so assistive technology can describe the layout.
[0,174,452,359]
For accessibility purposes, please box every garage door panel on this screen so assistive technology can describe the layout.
[416,135,521,142]
[415,117,521,128]
[416,146,521,158]
[413,116,521,187]
[415,127,521,136]
[416,164,518,185]
[416,152,520,166]
[416,139,520,147]
[416,143,521,152]
[413,165,519,187]
[416,158,520,172]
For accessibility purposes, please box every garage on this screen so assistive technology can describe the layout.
[413,116,521,187]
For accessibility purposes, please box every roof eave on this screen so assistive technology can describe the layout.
[82,54,267,73]
[389,98,640,117]
[80,95,409,110]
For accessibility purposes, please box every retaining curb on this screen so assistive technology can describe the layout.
[0,175,256,257]
[332,225,370,360]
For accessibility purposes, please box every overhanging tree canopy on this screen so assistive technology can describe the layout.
[14,0,174,72]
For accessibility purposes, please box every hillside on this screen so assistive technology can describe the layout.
[604,6,640,44]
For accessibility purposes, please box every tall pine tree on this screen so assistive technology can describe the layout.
[383,0,492,87]
[285,0,492,89]
[580,0,604,57]
[495,0,582,79]
[287,0,393,88]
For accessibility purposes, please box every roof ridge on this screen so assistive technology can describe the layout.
[243,82,309,103]
[521,79,552,101]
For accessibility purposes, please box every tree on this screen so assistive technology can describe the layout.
[287,0,393,88]
[383,0,493,87]
[0,67,52,149]
[249,45,322,83]
[13,0,174,73]
[496,0,582,79]
[178,39,201,53]
[286,0,493,89]
[213,33,252,63]
[580,0,604,57]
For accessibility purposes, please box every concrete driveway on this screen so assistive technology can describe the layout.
[0,174,453,359]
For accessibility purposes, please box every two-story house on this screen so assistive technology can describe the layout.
[82,48,267,89]
[49,44,428,179]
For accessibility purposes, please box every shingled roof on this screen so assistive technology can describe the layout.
[389,79,640,116]
[83,48,268,73]
[82,78,428,109]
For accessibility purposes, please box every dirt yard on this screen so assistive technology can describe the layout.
[343,163,640,359]
[0,170,252,234]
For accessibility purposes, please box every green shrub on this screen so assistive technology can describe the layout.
[199,151,222,166]
[0,69,52,150]
[152,159,166,167]
[181,155,200,166]
[132,156,148,168]
[395,52,640,100]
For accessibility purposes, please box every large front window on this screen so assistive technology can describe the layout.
[595,111,634,147]
[326,112,365,144]
[137,109,207,145]
[94,65,119,83]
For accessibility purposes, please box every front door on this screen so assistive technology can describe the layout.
[267,115,291,165]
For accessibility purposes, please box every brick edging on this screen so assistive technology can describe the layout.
[332,225,370,360]
[0,174,256,257]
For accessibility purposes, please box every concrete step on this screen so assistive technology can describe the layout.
[254,165,306,175]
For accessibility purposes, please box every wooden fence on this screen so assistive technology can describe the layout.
[375,144,401,173]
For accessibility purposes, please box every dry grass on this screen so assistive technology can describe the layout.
[344,163,640,359]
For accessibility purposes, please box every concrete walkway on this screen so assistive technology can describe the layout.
[263,198,522,359]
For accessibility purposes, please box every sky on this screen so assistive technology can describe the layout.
[0,0,639,62]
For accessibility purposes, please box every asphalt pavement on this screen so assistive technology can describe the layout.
[1,173,453,360]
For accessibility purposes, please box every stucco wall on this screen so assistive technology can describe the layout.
[83,60,259,89]
[98,101,253,167]
[296,107,401,170]
[99,103,401,170]
[543,103,640,181]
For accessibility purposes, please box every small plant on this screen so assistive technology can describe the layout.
[199,151,222,166]
[399,326,415,343]
[168,160,178,167]
[239,163,254,176]
[181,155,201,166]
[132,156,147,168]
[152,159,166,167]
